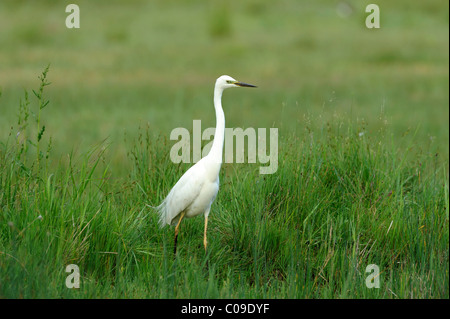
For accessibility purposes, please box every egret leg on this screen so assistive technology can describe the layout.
[174,211,186,255]
[203,215,208,252]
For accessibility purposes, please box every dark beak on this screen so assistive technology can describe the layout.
[235,81,257,88]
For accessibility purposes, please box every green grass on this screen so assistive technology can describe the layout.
[0,0,448,298]
[0,70,447,298]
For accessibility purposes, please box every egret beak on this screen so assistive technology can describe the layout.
[234,81,257,88]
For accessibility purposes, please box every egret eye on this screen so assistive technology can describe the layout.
[226,80,234,84]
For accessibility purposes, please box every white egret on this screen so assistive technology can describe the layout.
[155,75,256,254]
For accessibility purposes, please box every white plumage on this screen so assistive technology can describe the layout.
[155,75,256,254]
[156,155,219,227]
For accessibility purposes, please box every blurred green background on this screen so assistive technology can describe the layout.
[0,0,448,169]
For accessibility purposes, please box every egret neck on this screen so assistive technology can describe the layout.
[209,84,225,165]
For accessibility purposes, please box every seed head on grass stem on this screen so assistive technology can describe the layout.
[32,64,51,170]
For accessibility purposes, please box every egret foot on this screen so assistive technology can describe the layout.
[203,216,208,252]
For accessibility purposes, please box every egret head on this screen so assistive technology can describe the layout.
[215,75,257,91]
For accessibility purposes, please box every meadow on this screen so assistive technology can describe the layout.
[0,1,448,299]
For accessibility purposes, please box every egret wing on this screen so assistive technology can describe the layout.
[157,162,206,226]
